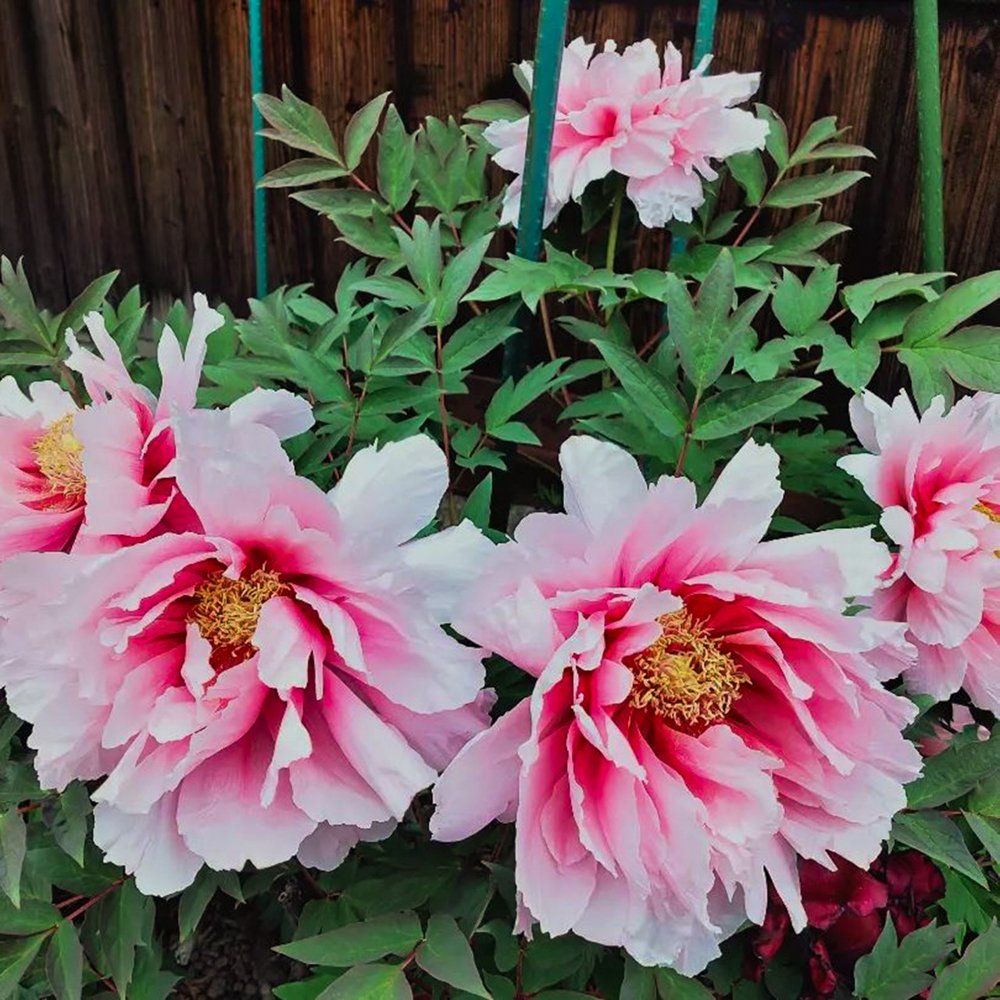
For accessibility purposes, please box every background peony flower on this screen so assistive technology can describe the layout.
[0,415,492,894]
[431,436,921,973]
[485,37,767,229]
[0,375,84,557]
[840,390,1000,711]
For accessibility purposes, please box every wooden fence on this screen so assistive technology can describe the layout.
[1,0,998,311]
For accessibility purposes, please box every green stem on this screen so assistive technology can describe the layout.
[913,0,946,286]
[606,186,624,273]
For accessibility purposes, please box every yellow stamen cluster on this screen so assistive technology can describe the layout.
[627,609,748,733]
[188,568,287,670]
[31,414,85,503]
[975,502,1000,524]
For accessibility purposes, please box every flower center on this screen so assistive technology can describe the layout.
[31,414,85,503]
[974,503,1000,557]
[188,568,288,671]
[627,609,748,733]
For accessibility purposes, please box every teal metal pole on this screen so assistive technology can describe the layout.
[669,0,720,262]
[502,0,571,380]
[249,0,268,299]
[912,0,946,284]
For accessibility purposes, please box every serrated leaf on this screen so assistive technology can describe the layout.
[763,169,868,208]
[46,920,82,1000]
[771,265,839,335]
[317,963,412,1000]
[907,730,1000,809]
[0,931,47,1000]
[256,87,341,161]
[415,914,489,998]
[592,340,687,438]
[902,272,1000,345]
[345,92,390,170]
[755,105,789,169]
[854,918,955,1000]
[0,808,26,907]
[378,105,417,211]
[728,150,767,206]
[892,811,987,886]
[929,922,1000,1000]
[276,910,422,966]
[692,378,819,440]
[259,158,350,187]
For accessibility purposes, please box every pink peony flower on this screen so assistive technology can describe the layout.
[431,436,921,973]
[0,376,84,558]
[0,415,492,894]
[0,295,312,561]
[485,38,768,229]
[840,391,1000,711]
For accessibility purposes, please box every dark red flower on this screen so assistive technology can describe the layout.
[807,939,839,999]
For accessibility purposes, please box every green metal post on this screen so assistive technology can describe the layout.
[249,0,268,299]
[913,0,946,282]
[502,0,571,380]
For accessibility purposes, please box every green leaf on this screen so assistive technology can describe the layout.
[759,208,849,265]
[763,168,868,208]
[178,867,220,942]
[442,303,519,372]
[0,807,26,907]
[772,266,839,335]
[929,922,1000,1000]
[46,920,83,1000]
[968,772,1000,817]
[0,257,52,350]
[692,378,820,440]
[965,813,1000,868]
[259,158,350,187]
[398,216,443,295]
[911,326,1000,394]
[0,932,47,1000]
[57,270,119,336]
[293,189,380,219]
[464,100,526,123]
[892,811,987,886]
[437,235,491,325]
[345,92,390,170]
[940,870,996,935]
[902,272,1000,346]
[854,918,955,1000]
[898,348,954,412]
[96,879,152,994]
[521,935,596,993]
[374,304,434,366]
[621,957,656,1000]
[274,974,339,1000]
[788,116,841,164]
[276,910,423,966]
[462,474,492,530]
[415,913,489,998]
[49,782,91,866]
[907,729,1000,808]
[377,106,417,211]
[317,963,412,1000]
[256,86,341,162]
[592,340,687,438]
[842,272,948,323]
[755,105,789,169]
[666,249,740,392]
[798,142,876,163]
[655,968,716,999]
[477,920,518,973]
[728,150,767,206]
[490,421,542,446]
[0,896,59,936]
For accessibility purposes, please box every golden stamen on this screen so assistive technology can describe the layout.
[627,609,748,733]
[188,568,288,671]
[975,502,1000,525]
[31,414,85,503]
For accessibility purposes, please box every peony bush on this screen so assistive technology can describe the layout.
[1,33,1000,1000]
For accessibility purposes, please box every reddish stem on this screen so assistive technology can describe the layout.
[349,174,414,236]
[63,878,126,923]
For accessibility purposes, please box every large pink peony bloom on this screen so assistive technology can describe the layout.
[0,415,492,894]
[486,38,768,229]
[840,390,1000,710]
[0,295,311,560]
[432,436,921,973]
